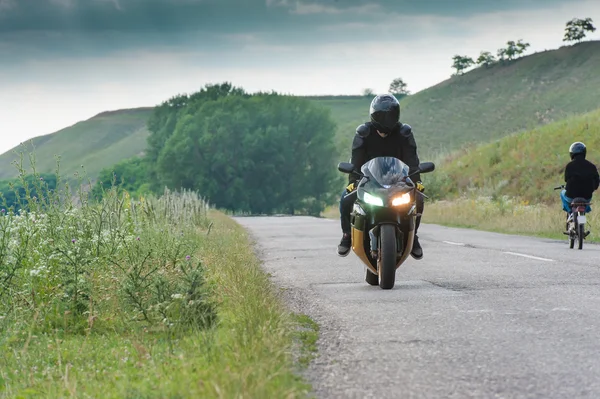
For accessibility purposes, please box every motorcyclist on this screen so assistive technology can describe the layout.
[561,142,600,234]
[337,93,425,259]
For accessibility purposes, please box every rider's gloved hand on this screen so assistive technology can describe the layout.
[345,182,357,193]
[416,181,425,193]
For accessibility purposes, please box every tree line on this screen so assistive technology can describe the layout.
[362,17,597,93]
[91,83,340,216]
[451,17,596,75]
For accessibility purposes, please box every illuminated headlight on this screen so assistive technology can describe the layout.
[391,193,411,206]
[363,192,384,206]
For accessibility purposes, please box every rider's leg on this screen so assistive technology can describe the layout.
[338,189,357,256]
[560,189,572,233]
[585,197,592,236]
[411,192,424,260]
[560,189,572,213]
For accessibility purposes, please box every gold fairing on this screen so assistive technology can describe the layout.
[352,218,416,274]
[351,227,378,275]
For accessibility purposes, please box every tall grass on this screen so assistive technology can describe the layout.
[0,155,311,398]
[424,196,600,242]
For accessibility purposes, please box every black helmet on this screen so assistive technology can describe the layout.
[370,94,400,135]
[569,142,586,159]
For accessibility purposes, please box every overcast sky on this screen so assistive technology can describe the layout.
[1,0,598,154]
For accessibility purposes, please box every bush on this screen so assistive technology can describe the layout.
[0,160,215,338]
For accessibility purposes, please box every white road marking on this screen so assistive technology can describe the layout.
[443,241,466,246]
[503,252,554,262]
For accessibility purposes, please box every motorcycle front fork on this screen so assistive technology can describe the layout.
[368,225,403,259]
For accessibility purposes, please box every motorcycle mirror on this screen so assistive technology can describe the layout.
[338,162,356,174]
[418,162,435,174]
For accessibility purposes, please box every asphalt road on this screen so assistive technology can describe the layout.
[234,216,600,399]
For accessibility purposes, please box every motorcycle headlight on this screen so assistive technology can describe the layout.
[363,192,384,206]
[391,193,411,206]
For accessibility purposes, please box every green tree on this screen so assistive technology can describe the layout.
[451,55,475,75]
[146,82,247,191]
[0,173,57,213]
[362,88,375,97]
[497,47,507,61]
[154,93,338,216]
[91,156,152,200]
[498,40,530,62]
[476,51,496,67]
[504,41,519,60]
[388,78,410,95]
[515,39,531,56]
[564,18,596,43]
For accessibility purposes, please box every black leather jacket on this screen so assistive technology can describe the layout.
[349,122,421,184]
[565,155,600,199]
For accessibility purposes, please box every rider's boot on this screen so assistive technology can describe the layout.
[337,232,352,257]
[411,215,424,260]
[411,235,423,260]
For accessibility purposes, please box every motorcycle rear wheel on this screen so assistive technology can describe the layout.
[365,269,379,286]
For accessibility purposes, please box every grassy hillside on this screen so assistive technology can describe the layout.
[400,41,600,158]
[3,41,599,181]
[0,107,153,181]
[435,108,600,204]
[306,95,373,155]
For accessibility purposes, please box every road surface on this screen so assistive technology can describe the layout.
[234,216,600,399]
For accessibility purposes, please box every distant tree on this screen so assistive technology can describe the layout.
[92,156,152,200]
[0,173,57,214]
[515,39,531,56]
[451,55,475,75]
[362,88,375,97]
[497,40,530,62]
[476,51,496,67]
[388,78,410,95]
[504,41,519,60]
[497,47,507,61]
[563,17,596,43]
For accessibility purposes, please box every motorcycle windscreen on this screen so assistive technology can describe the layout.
[360,157,410,187]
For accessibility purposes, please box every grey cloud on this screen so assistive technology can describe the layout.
[1,0,572,33]
[0,0,576,64]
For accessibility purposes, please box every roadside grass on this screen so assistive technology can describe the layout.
[321,206,339,221]
[291,314,320,368]
[423,197,600,243]
[0,159,312,398]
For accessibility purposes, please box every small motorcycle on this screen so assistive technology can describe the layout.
[554,185,590,250]
[338,157,435,289]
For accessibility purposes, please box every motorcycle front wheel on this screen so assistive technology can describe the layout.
[378,224,397,290]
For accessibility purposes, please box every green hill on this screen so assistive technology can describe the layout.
[399,41,600,158]
[2,40,599,181]
[435,108,600,204]
[0,108,154,181]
